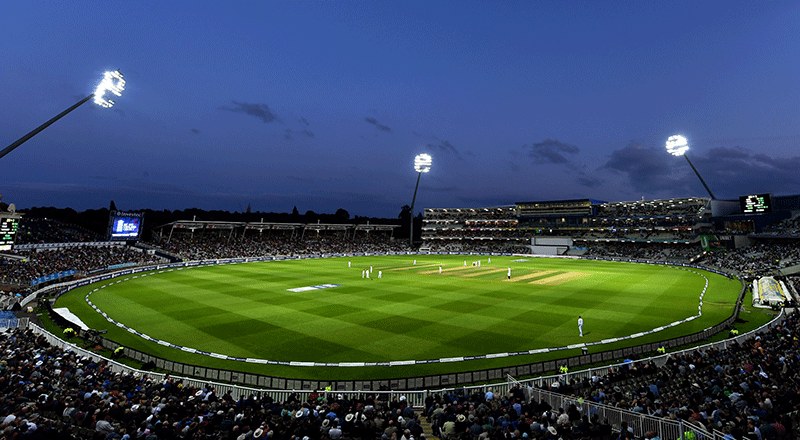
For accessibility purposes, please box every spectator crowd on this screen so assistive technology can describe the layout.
[2,309,800,439]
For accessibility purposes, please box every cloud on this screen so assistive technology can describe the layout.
[427,136,462,159]
[284,129,293,140]
[689,146,800,197]
[220,101,280,124]
[191,128,200,134]
[576,175,603,188]
[601,141,688,194]
[526,139,580,164]
[413,132,463,159]
[364,117,391,133]
[597,141,800,198]
[299,117,310,127]
[300,129,315,138]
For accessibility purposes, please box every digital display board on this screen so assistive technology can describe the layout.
[108,211,143,240]
[740,194,773,214]
[0,217,20,251]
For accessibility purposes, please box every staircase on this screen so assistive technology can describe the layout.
[419,418,439,440]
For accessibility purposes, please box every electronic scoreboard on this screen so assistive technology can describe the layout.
[0,217,19,251]
[739,194,773,214]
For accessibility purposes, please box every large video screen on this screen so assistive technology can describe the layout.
[0,217,19,251]
[108,211,143,240]
[739,194,772,214]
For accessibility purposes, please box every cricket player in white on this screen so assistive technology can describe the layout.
[578,316,584,337]
[378,270,382,279]
[439,266,442,274]
[507,267,511,280]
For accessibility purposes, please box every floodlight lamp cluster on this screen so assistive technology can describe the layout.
[414,153,432,173]
[665,135,689,156]
[93,70,125,108]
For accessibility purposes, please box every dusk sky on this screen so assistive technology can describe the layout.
[2,1,799,218]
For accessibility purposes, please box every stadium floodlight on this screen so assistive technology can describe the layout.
[0,70,125,160]
[414,153,432,173]
[665,135,689,156]
[409,153,432,247]
[93,70,126,108]
[665,134,716,199]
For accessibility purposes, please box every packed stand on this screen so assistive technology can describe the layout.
[757,215,800,238]
[0,246,163,288]
[698,241,800,280]
[151,232,411,262]
[15,219,104,245]
[515,309,800,440]
[0,326,432,440]
[584,243,700,262]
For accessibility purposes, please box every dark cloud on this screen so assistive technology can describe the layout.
[284,129,293,140]
[300,129,314,138]
[598,142,800,198]
[413,132,463,159]
[689,147,800,197]
[576,175,603,188]
[527,139,580,164]
[190,128,200,134]
[364,117,391,133]
[220,101,279,124]
[426,136,462,160]
[299,117,310,127]
[601,141,688,194]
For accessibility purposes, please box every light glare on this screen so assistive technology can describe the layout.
[414,153,432,173]
[94,70,126,108]
[665,135,689,156]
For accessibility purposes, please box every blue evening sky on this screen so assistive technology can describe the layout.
[1,1,799,217]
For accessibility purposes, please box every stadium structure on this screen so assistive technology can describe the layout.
[3,194,800,440]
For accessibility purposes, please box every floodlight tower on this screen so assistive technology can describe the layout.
[409,153,432,247]
[0,70,125,160]
[665,135,716,199]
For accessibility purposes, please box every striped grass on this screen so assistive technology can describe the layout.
[55,255,742,380]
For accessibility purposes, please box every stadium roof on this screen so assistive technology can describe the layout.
[155,220,399,232]
[515,198,606,205]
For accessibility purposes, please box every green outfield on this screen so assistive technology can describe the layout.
[54,255,742,380]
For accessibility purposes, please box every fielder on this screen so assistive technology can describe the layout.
[578,315,584,337]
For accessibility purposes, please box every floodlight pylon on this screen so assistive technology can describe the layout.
[665,135,716,200]
[1,70,124,160]
[409,154,432,247]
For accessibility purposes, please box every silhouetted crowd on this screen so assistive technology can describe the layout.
[153,233,409,261]
[0,247,162,288]
[0,327,429,440]
[532,310,800,440]
[15,219,103,245]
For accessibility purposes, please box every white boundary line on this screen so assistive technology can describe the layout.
[83,257,712,367]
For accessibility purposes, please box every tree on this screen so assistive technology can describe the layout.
[398,205,412,239]
[109,200,117,212]
[398,205,411,220]
[334,208,350,222]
